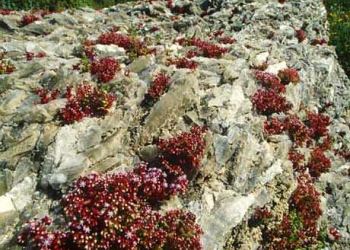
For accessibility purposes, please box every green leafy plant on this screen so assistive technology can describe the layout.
[0,0,134,11]
[325,0,350,76]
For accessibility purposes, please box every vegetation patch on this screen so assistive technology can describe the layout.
[0,0,134,11]
[325,0,350,76]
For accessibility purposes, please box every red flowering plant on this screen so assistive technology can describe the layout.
[20,14,40,26]
[305,112,330,139]
[278,68,300,85]
[178,38,228,58]
[284,115,312,146]
[264,117,285,135]
[252,89,292,115]
[167,57,198,70]
[263,173,322,249]
[136,126,208,200]
[254,70,286,93]
[18,127,206,250]
[0,60,16,74]
[90,57,120,83]
[152,126,207,193]
[295,29,307,43]
[218,36,236,44]
[26,52,47,61]
[328,227,341,241]
[35,88,60,104]
[97,31,155,58]
[0,9,12,15]
[306,148,331,178]
[185,50,199,58]
[311,38,327,46]
[288,149,305,172]
[248,206,273,227]
[18,171,203,250]
[289,173,322,233]
[142,72,171,107]
[60,84,115,124]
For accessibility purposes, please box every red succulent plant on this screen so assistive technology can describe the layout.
[21,14,40,26]
[252,89,292,115]
[167,57,198,70]
[18,127,206,249]
[90,57,120,83]
[278,68,300,84]
[60,84,115,124]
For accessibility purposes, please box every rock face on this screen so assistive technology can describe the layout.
[0,0,349,249]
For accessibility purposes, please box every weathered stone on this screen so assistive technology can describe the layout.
[128,55,153,73]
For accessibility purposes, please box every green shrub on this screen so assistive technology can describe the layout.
[325,0,350,76]
[0,0,133,10]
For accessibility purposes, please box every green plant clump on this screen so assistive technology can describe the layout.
[0,0,133,10]
[325,0,350,76]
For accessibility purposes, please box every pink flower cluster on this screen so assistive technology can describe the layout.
[59,84,115,124]
[18,126,206,249]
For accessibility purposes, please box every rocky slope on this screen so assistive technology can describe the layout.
[0,0,349,249]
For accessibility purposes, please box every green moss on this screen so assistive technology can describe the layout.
[325,0,350,77]
[0,0,134,10]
